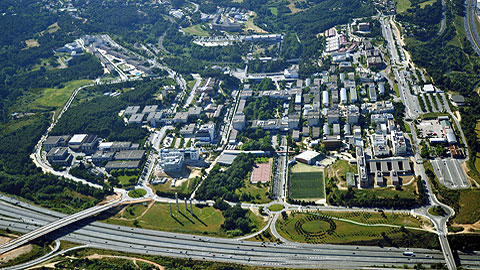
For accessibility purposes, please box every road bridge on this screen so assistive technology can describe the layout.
[0,199,120,254]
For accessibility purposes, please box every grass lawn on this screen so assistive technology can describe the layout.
[128,189,146,198]
[236,181,271,204]
[449,15,468,48]
[326,159,357,182]
[103,202,267,237]
[118,175,138,187]
[396,0,412,13]
[36,79,92,110]
[269,7,278,16]
[419,0,437,8]
[121,203,149,219]
[268,204,284,212]
[455,189,480,224]
[183,24,210,36]
[276,212,439,249]
[14,79,93,118]
[290,163,325,200]
[244,16,268,34]
[151,176,200,196]
[320,211,431,228]
[394,83,400,97]
[105,203,226,236]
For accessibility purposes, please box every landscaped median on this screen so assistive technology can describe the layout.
[127,189,147,199]
[267,204,285,212]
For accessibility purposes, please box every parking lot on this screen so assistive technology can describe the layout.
[431,158,470,189]
[417,119,444,139]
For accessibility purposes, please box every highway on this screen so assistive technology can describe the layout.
[1,196,479,269]
[465,0,480,56]
[0,199,120,254]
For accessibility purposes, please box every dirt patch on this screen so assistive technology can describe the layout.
[251,159,273,184]
[87,254,164,269]
[100,193,122,205]
[0,236,33,264]
[451,219,480,233]
[462,162,479,187]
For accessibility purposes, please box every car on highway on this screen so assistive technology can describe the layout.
[403,251,415,256]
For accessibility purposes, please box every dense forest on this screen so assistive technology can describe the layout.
[243,96,282,120]
[397,0,443,41]
[0,0,104,124]
[238,128,275,152]
[74,0,171,45]
[0,114,109,213]
[51,79,172,142]
[195,153,255,202]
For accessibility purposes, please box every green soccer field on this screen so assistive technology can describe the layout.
[289,164,325,199]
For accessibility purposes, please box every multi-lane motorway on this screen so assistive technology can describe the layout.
[465,0,480,55]
[1,196,480,269]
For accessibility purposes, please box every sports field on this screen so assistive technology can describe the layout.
[289,163,325,200]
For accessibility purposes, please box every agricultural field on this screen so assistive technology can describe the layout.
[276,212,439,249]
[289,163,325,200]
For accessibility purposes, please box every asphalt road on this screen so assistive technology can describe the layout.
[2,196,480,269]
[431,158,470,189]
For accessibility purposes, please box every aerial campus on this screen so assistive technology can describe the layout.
[0,0,480,269]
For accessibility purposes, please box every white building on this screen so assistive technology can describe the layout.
[391,130,407,156]
[196,123,215,142]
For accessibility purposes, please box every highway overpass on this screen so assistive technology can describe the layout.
[0,198,120,254]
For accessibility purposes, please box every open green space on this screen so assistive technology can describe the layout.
[326,159,357,185]
[320,211,431,228]
[128,189,146,198]
[151,175,200,198]
[396,0,412,13]
[269,7,278,16]
[327,176,423,209]
[268,204,285,212]
[117,175,138,187]
[121,203,149,219]
[183,23,210,36]
[14,79,92,116]
[289,163,325,200]
[236,181,271,204]
[103,203,266,237]
[104,202,225,236]
[276,212,439,248]
[393,83,400,97]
